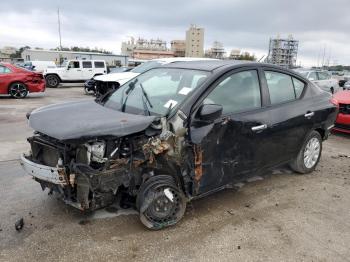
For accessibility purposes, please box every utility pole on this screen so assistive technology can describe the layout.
[57,7,62,50]
[57,7,63,65]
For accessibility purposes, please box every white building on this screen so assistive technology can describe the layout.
[21,49,128,66]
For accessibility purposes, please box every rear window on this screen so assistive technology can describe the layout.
[94,61,105,68]
[82,61,92,68]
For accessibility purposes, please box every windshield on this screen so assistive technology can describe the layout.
[104,68,210,116]
[131,61,164,73]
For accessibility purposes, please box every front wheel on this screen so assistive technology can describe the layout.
[9,82,28,98]
[137,175,187,230]
[290,131,322,174]
[45,75,60,88]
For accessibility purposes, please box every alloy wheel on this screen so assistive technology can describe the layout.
[303,137,321,169]
[9,83,28,98]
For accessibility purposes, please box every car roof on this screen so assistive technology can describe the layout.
[157,60,259,72]
[151,57,219,63]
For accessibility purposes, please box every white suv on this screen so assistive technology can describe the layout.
[45,60,107,88]
[295,69,339,94]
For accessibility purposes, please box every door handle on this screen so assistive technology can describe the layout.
[304,112,314,118]
[77,69,82,71]
[251,124,267,132]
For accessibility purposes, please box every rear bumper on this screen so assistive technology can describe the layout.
[20,154,67,185]
[27,81,46,93]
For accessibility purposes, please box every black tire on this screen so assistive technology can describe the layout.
[289,131,322,174]
[45,75,60,88]
[136,175,186,230]
[8,82,28,98]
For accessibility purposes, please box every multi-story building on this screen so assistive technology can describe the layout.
[121,37,174,60]
[185,25,204,57]
[171,40,186,57]
[266,35,299,68]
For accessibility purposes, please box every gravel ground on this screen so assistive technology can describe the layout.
[0,87,349,262]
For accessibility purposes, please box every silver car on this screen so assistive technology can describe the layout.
[296,70,339,93]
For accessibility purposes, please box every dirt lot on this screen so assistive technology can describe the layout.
[0,87,350,262]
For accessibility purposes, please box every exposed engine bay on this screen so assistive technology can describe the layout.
[21,112,194,229]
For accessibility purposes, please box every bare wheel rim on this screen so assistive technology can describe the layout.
[10,83,27,98]
[303,137,320,168]
[47,76,58,86]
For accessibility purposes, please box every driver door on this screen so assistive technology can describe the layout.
[64,61,82,80]
[190,69,266,194]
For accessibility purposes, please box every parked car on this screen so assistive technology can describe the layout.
[0,63,45,98]
[332,90,350,134]
[295,69,339,93]
[84,66,132,95]
[23,61,56,72]
[342,81,350,90]
[21,61,337,229]
[44,60,107,88]
[92,57,218,97]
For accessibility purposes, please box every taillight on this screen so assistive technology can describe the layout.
[330,97,339,108]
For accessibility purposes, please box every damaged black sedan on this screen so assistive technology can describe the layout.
[21,61,338,229]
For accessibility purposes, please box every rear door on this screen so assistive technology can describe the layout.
[63,61,82,80]
[259,68,314,166]
[81,61,94,79]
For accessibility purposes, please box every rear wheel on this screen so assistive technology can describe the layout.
[45,75,60,88]
[9,82,28,98]
[290,131,322,174]
[137,175,186,230]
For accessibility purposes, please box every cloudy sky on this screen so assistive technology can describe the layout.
[1,0,350,66]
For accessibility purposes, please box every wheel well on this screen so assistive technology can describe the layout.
[7,81,27,93]
[45,74,61,82]
[315,128,325,139]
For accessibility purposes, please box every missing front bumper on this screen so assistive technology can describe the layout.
[20,154,67,185]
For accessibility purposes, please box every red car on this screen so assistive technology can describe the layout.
[333,90,350,134]
[0,63,45,98]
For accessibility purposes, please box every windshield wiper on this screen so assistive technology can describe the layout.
[139,84,153,109]
[165,102,174,118]
[120,79,138,112]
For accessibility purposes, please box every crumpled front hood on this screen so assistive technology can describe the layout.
[28,100,156,140]
[94,72,139,82]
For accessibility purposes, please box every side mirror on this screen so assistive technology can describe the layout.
[197,104,223,122]
[67,65,71,70]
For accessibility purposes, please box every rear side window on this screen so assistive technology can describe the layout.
[0,65,11,74]
[265,71,296,104]
[94,61,105,68]
[204,70,261,114]
[317,72,330,80]
[82,61,92,68]
[265,71,306,104]
[292,78,305,98]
